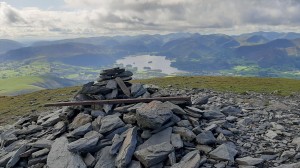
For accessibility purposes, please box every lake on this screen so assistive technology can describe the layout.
[115,55,185,75]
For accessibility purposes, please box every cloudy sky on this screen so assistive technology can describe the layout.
[1,0,300,40]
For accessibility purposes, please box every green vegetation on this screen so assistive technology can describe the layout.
[135,76,300,96]
[0,86,80,125]
[1,76,300,125]
[0,76,45,95]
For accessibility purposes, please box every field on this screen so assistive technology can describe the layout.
[1,76,300,125]
[0,76,45,95]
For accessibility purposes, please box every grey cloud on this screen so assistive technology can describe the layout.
[0,2,26,24]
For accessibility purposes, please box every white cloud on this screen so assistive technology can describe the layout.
[2,0,300,39]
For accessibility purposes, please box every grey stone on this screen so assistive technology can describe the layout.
[164,101,186,115]
[141,130,152,139]
[115,127,138,168]
[99,115,125,134]
[47,137,86,168]
[110,134,125,155]
[91,110,106,118]
[123,113,137,124]
[171,150,201,168]
[137,127,172,151]
[15,125,43,135]
[41,115,61,127]
[216,133,227,143]
[128,160,142,168]
[69,113,92,130]
[177,120,192,127]
[192,95,210,105]
[236,156,264,166]
[69,122,92,137]
[168,151,176,166]
[265,130,278,139]
[94,146,116,168]
[172,126,196,141]
[237,117,253,126]
[196,145,212,154]
[31,148,49,158]
[28,155,47,167]
[280,149,296,161]
[196,131,216,145]
[83,153,96,167]
[106,79,117,89]
[117,70,133,77]
[6,144,28,168]
[171,133,183,149]
[202,110,225,120]
[105,125,130,140]
[221,106,242,116]
[103,104,113,113]
[204,123,218,131]
[105,89,118,99]
[52,121,66,137]
[273,162,300,168]
[209,143,238,162]
[131,83,146,98]
[30,139,53,148]
[0,130,18,147]
[225,116,237,122]
[134,142,174,167]
[68,132,100,153]
[0,152,14,167]
[136,101,173,130]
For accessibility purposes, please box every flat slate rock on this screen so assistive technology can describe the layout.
[136,101,173,130]
[69,113,92,130]
[172,126,196,141]
[68,122,92,137]
[134,142,174,167]
[47,137,87,168]
[67,132,100,153]
[115,127,138,168]
[99,115,125,134]
[136,127,172,151]
[171,150,201,168]
[131,83,146,98]
[236,156,264,166]
[196,131,216,145]
[202,110,226,120]
[6,144,28,168]
[209,143,238,162]
[95,146,116,168]
[171,133,183,149]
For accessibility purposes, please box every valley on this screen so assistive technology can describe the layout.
[1,31,300,95]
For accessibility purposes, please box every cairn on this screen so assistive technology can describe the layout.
[0,67,300,168]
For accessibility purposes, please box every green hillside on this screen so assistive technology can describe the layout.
[0,76,77,96]
[1,76,300,125]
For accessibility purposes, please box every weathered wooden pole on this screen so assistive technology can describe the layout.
[44,96,191,107]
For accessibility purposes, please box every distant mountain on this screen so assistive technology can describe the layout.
[2,32,300,78]
[236,38,300,68]
[235,31,300,41]
[245,35,269,44]
[0,39,23,54]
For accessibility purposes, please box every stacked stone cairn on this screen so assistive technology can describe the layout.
[1,67,300,167]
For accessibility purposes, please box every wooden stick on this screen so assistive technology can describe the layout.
[44,96,191,107]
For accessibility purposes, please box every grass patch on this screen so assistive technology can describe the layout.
[0,86,80,125]
[1,76,300,125]
[0,76,45,95]
[134,76,300,96]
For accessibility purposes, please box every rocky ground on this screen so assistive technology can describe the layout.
[0,67,300,168]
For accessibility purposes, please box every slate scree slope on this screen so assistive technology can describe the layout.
[0,67,300,168]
